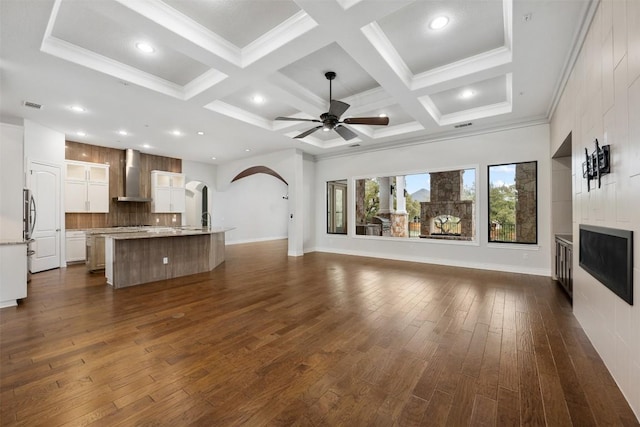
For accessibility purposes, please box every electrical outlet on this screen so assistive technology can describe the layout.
[163,257,168,264]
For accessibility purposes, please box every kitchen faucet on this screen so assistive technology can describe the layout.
[202,212,212,230]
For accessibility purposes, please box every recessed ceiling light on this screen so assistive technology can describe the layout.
[197,131,205,135]
[429,16,449,30]
[70,105,85,112]
[378,113,387,118]
[245,149,251,152]
[143,144,151,149]
[460,89,475,99]
[172,130,182,136]
[252,95,265,104]
[77,131,86,137]
[118,130,128,136]
[136,42,155,53]
[211,156,216,160]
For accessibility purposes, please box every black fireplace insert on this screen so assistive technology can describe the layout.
[579,224,633,305]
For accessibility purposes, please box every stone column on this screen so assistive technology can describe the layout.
[390,213,408,237]
[419,202,427,235]
[515,162,537,242]
[430,170,463,202]
[355,179,367,235]
[355,179,365,225]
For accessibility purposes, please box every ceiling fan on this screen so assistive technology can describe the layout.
[275,71,389,141]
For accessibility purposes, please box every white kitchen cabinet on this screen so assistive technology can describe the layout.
[0,243,28,308]
[151,170,185,213]
[65,230,86,263]
[65,161,109,213]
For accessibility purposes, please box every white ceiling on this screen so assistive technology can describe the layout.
[378,0,506,74]
[0,0,594,164]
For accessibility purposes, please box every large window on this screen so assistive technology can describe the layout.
[354,168,476,241]
[327,180,347,234]
[488,161,537,244]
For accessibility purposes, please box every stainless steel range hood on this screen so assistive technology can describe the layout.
[114,149,152,202]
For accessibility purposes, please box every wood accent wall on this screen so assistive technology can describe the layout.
[65,141,181,229]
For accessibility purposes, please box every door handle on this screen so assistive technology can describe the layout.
[56,229,61,232]
[30,195,37,233]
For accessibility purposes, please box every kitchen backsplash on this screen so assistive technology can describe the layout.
[65,141,182,229]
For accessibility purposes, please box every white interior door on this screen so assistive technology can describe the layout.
[29,161,61,273]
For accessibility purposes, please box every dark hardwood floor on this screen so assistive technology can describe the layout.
[1,240,638,426]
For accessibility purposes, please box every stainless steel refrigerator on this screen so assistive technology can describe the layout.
[23,188,36,280]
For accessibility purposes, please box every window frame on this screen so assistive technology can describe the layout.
[487,160,538,245]
[350,165,479,244]
[326,180,348,235]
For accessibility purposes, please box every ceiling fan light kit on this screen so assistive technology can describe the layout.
[275,71,389,141]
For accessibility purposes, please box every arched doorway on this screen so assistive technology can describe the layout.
[185,181,210,227]
[224,166,289,246]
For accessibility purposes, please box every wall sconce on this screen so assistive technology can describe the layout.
[582,138,610,192]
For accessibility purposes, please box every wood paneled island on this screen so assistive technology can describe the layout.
[104,228,232,289]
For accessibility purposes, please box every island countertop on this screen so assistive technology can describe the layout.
[102,227,233,240]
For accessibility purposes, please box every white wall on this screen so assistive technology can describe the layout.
[0,123,24,241]
[287,150,304,256]
[213,149,304,247]
[314,124,552,276]
[217,173,288,244]
[550,0,640,417]
[216,148,297,192]
[303,153,316,252]
[24,119,65,165]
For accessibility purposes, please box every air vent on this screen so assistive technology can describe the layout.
[23,101,43,110]
[349,143,360,147]
[454,122,472,128]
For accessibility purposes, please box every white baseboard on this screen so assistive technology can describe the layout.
[226,236,287,245]
[312,246,551,277]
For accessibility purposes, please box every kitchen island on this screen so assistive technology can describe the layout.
[104,227,232,289]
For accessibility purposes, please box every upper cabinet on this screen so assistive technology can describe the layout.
[151,170,185,213]
[65,161,109,213]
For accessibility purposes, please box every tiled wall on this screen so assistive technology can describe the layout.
[550,0,640,417]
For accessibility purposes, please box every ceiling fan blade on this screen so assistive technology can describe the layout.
[294,126,323,139]
[275,117,321,122]
[334,125,358,141]
[343,116,389,126]
[328,100,350,118]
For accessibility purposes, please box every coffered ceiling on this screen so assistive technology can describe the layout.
[0,0,594,163]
